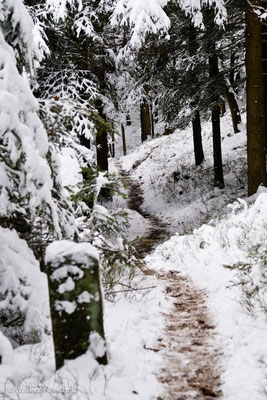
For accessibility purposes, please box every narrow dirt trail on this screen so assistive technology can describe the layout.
[118,163,222,400]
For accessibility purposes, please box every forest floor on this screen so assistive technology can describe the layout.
[119,162,222,400]
[1,112,267,400]
[110,112,267,400]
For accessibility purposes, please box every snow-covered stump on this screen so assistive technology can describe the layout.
[45,241,107,370]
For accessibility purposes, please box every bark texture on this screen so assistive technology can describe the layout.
[207,15,225,188]
[150,101,155,138]
[96,99,109,172]
[189,25,205,166]
[262,3,267,149]
[246,0,267,195]
[211,106,224,188]
[225,88,241,133]
[140,98,151,142]
[192,110,204,166]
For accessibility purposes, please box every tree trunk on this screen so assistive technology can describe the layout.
[246,0,267,195]
[225,88,241,133]
[150,100,155,138]
[96,129,109,171]
[207,12,225,188]
[121,123,127,155]
[220,101,226,116]
[46,241,107,370]
[192,110,204,166]
[262,8,267,149]
[212,106,225,187]
[140,98,151,142]
[110,130,115,158]
[95,99,109,172]
[78,134,91,149]
[189,24,204,166]
[230,51,235,87]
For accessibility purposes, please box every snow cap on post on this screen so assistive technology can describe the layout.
[45,240,99,265]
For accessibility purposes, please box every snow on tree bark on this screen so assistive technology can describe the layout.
[224,87,241,133]
[95,100,109,172]
[45,241,107,370]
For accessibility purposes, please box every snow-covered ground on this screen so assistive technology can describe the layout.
[147,191,267,399]
[0,275,169,400]
[1,110,267,399]
[116,111,267,399]
[120,113,247,234]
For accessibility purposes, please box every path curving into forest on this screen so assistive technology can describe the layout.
[117,162,222,400]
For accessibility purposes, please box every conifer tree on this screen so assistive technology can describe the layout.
[0,0,76,347]
[35,0,117,173]
[205,8,225,188]
[246,0,267,194]
[0,0,75,244]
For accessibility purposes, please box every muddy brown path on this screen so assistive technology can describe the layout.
[118,165,168,256]
[118,162,223,399]
[155,270,222,400]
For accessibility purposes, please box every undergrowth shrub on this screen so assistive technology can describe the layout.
[71,168,143,301]
[225,246,267,317]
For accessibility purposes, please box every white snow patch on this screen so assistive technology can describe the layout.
[55,301,77,315]
[45,240,99,265]
[57,277,75,294]
[59,147,82,187]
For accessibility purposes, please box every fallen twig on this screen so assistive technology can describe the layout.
[105,285,156,295]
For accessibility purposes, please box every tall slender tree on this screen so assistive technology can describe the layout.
[262,1,267,149]
[206,9,225,188]
[246,0,267,195]
[140,86,152,142]
[188,24,204,166]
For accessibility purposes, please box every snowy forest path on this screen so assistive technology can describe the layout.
[117,162,222,400]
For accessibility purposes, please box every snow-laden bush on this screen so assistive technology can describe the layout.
[0,0,75,240]
[0,29,55,223]
[0,0,76,346]
[0,0,39,69]
[0,227,50,346]
[223,194,267,317]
